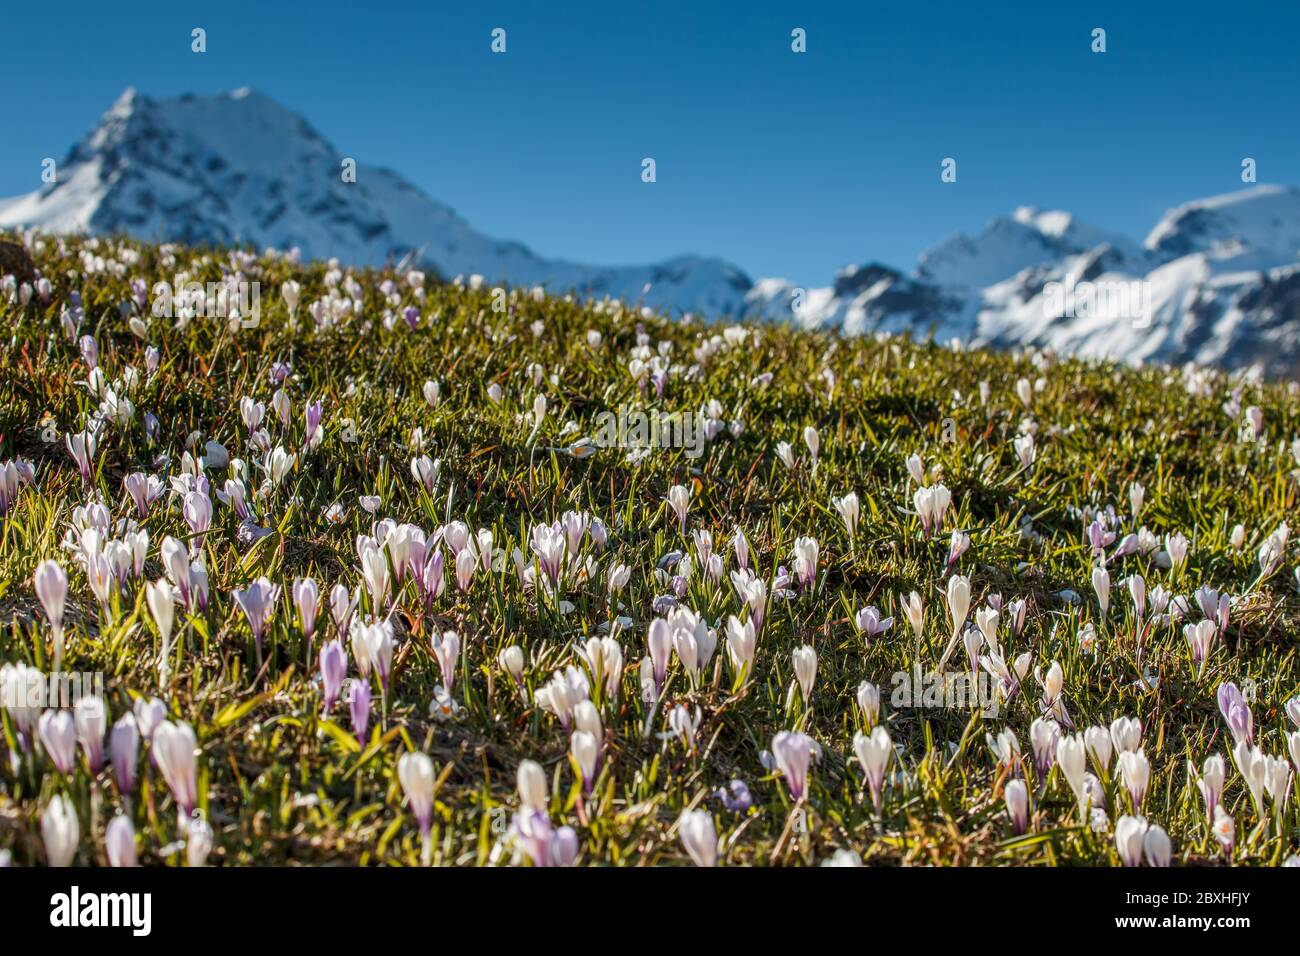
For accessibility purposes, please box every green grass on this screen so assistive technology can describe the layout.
[0,231,1298,866]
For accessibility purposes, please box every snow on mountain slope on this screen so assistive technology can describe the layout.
[969,189,1300,376]
[0,88,753,317]
[747,187,1300,377]
[916,206,1145,290]
[1144,184,1300,266]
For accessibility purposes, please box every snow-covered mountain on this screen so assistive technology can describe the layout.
[0,88,753,317]
[3,87,1299,375]
[751,185,1300,377]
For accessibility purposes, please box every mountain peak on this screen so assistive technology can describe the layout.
[0,88,755,317]
[915,206,1136,290]
[109,85,141,113]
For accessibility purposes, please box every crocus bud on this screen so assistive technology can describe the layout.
[902,591,924,641]
[398,751,436,835]
[803,425,820,464]
[853,726,892,809]
[432,630,460,692]
[1212,806,1234,858]
[38,710,77,775]
[963,626,983,676]
[1129,481,1145,519]
[517,759,548,812]
[549,826,580,866]
[947,575,971,637]
[146,579,176,652]
[1110,716,1142,754]
[648,619,672,694]
[232,577,279,651]
[1143,824,1171,867]
[1092,567,1110,620]
[133,697,167,741]
[570,731,599,793]
[856,681,880,729]
[152,720,199,819]
[1005,778,1029,834]
[678,810,718,867]
[499,645,525,687]
[1115,815,1147,866]
[906,453,925,486]
[293,576,320,647]
[42,794,79,867]
[110,714,139,794]
[666,484,690,533]
[772,730,816,801]
[320,640,347,713]
[1084,725,1113,772]
[105,815,136,867]
[349,679,371,743]
[1056,734,1089,821]
[1118,749,1151,811]
[832,492,860,540]
[34,559,68,647]
[792,645,817,704]
[74,696,108,773]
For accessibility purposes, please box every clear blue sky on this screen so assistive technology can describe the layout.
[2,0,1297,286]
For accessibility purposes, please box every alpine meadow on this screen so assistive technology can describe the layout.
[1,231,1298,870]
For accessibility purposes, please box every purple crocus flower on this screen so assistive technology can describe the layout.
[65,429,97,484]
[647,619,672,696]
[854,606,894,643]
[1086,519,1115,560]
[402,306,420,330]
[420,549,445,605]
[293,577,320,650]
[530,524,566,587]
[549,826,579,866]
[349,679,371,743]
[1111,533,1139,562]
[110,714,139,795]
[319,639,347,714]
[718,779,753,813]
[79,334,98,370]
[1195,586,1231,633]
[303,400,324,452]
[123,472,163,519]
[38,710,77,775]
[182,490,212,555]
[1217,682,1253,746]
[0,458,34,517]
[508,810,579,867]
[510,809,554,866]
[771,731,817,801]
[232,577,280,651]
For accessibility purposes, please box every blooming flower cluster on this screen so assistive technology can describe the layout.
[0,230,1298,868]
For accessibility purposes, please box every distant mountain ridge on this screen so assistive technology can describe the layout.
[3,88,1299,375]
[0,87,754,318]
[749,185,1300,377]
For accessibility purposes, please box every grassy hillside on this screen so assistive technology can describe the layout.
[1,231,1298,867]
